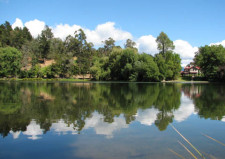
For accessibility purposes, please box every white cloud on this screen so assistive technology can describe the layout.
[181,59,193,67]
[12,18,24,29]
[52,24,81,40]
[84,112,128,138]
[174,40,198,59]
[135,108,159,126]
[52,22,132,45]
[210,40,225,47]
[84,22,132,46]
[136,35,158,55]
[24,19,45,38]
[23,120,43,140]
[174,40,198,67]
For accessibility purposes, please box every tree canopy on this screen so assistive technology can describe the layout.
[194,45,225,81]
[156,32,175,55]
[0,21,182,81]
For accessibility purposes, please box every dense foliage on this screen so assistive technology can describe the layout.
[0,47,22,77]
[194,45,225,81]
[0,21,182,81]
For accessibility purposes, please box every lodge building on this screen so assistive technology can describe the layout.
[181,64,201,76]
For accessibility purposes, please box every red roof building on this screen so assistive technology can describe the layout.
[181,64,201,76]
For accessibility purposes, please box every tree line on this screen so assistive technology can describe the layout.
[1,21,182,81]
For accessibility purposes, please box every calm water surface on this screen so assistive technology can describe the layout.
[0,81,225,159]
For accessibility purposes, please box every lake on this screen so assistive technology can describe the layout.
[0,81,225,159]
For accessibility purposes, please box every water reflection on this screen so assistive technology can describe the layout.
[0,82,225,140]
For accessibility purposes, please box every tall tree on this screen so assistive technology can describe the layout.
[74,29,94,76]
[102,37,115,55]
[38,25,53,60]
[124,39,136,49]
[156,32,174,55]
[0,21,12,47]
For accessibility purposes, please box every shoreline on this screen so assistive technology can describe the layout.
[0,78,210,83]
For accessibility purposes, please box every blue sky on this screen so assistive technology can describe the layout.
[1,0,225,66]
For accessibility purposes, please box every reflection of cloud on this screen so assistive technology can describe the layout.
[23,120,43,140]
[51,119,78,135]
[173,94,196,122]
[84,112,128,138]
[222,117,225,122]
[10,131,21,139]
[135,108,159,126]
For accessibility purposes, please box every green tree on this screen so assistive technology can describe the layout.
[124,39,136,49]
[194,45,225,81]
[102,37,115,55]
[156,32,175,55]
[38,25,53,60]
[0,21,13,47]
[0,47,22,77]
[11,26,32,49]
[21,39,40,68]
[90,56,111,80]
[74,29,94,76]
[49,38,65,58]
[131,54,159,81]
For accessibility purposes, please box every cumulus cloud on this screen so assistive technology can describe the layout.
[174,40,198,59]
[52,22,133,45]
[12,18,23,29]
[85,22,132,46]
[52,24,81,40]
[136,35,158,55]
[210,40,225,47]
[174,40,198,67]
[52,22,132,45]
[24,19,45,38]
[13,18,132,46]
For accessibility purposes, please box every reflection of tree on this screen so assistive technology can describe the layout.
[181,84,225,120]
[155,113,173,131]
[0,82,30,137]
[184,84,225,120]
[154,84,181,131]
[0,82,183,138]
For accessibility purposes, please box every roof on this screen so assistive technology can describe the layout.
[184,66,200,70]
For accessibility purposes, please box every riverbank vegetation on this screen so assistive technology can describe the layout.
[1,21,225,81]
[0,21,181,81]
